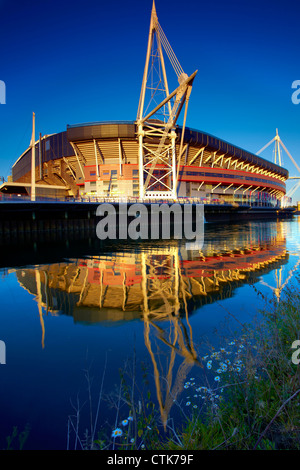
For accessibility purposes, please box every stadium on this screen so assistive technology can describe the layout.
[0,2,289,207]
[3,121,288,206]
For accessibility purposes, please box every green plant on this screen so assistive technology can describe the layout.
[4,424,30,450]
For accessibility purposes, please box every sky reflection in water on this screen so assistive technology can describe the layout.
[0,219,300,449]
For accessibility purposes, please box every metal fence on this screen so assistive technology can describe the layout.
[0,193,281,208]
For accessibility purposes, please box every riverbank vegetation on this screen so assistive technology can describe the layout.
[67,279,300,451]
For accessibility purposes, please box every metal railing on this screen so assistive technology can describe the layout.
[0,193,282,208]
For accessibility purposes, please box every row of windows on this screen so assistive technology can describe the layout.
[89,169,120,177]
[180,171,285,189]
[86,168,285,191]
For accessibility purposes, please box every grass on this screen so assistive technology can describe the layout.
[158,278,300,450]
[3,425,30,450]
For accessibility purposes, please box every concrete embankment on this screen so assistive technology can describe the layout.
[0,201,295,239]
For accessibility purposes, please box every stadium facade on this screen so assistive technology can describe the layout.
[5,121,288,206]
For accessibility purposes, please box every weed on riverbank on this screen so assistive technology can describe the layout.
[160,280,300,450]
[67,279,300,450]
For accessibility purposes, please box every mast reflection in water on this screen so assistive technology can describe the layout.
[13,221,289,433]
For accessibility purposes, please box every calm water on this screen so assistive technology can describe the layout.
[0,218,300,449]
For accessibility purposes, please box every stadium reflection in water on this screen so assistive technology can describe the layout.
[15,221,290,428]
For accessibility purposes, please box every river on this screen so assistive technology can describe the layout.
[0,217,299,449]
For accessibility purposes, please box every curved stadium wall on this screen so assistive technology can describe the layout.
[10,121,288,204]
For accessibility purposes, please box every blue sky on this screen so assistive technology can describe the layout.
[0,0,300,200]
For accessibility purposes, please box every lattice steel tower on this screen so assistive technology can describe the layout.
[136,1,197,200]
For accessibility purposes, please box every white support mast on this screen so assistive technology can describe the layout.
[31,112,36,202]
[257,128,300,172]
[257,129,300,203]
[274,129,282,166]
[137,1,197,200]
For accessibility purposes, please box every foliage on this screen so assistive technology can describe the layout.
[3,424,30,450]
[67,277,300,450]
[160,278,300,450]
